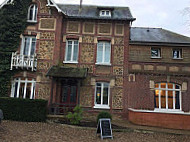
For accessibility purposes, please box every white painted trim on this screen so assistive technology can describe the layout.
[94,105,110,109]
[65,40,79,63]
[27,4,38,23]
[128,108,190,115]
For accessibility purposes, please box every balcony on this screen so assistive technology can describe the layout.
[10,52,37,71]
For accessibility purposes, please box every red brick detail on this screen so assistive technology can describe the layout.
[129,110,190,130]
[97,37,111,41]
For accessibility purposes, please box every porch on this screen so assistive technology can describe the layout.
[47,66,87,115]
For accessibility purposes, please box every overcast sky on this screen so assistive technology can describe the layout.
[1,0,190,37]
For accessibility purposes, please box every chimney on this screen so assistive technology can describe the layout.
[80,0,83,9]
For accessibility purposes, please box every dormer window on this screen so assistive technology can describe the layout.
[27,4,38,22]
[100,10,111,17]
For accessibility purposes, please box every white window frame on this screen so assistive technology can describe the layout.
[64,40,79,63]
[27,4,38,22]
[11,78,36,99]
[151,48,161,58]
[20,36,36,56]
[96,41,111,65]
[154,83,182,112]
[99,10,111,17]
[173,49,182,59]
[94,82,110,109]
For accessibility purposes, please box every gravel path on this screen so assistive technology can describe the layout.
[0,120,190,142]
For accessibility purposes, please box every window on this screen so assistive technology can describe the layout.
[173,49,182,59]
[65,40,79,63]
[100,10,111,17]
[27,4,38,22]
[20,36,36,56]
[11,78,36,99]
[151,48,161,58]
[154,83,181,111]
[94,82,110,108]
[96,41,111,65]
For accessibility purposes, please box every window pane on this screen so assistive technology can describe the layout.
[161,90,166,108]
[104,43,110,63]
[168,83,173,89]
[25,83,31,99]
[73,44,78,61]
[14,82,18,98]
[155,84,159,88]
[19,83,25,99]
[175,91,180,109]
[34,6,37,21]
[154,89,159,108]
[97,43,103,63]
[23,38,30,55]
[106,11,110,15]
[151,49,159,57]
[31,38,36,55]
[62,86,68,103]
[168,91,173,109]
[161,83,166,88]
[96,87,101,104]
[70,86,77,103]
[29,5,34,20]
[103,86,108,105]
[66,44,72,61]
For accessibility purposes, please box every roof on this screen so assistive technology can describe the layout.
[130,27,190,46]
[56,4,135,21]
[47,66,87,78]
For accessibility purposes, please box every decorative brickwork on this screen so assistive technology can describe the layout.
[40,32,55,40]
[115,76,123,86]
[38,41,54,59]
[67,21,80,33]
[80,87,92,107]
[96,66,111,74]
[112,88,123,109]
[98,23,111,34]
[81,44,94,63]
[113,66,123,75]
[114,37,124,45]
[82,36,94,43]
[39,18,56,30]
[37,61,52,70]
[113,46,124,65]
[39,0,49,13]
[38,83,50,100]
[115,24,124,35]
[80,64,94,73]
[83,23,94,33]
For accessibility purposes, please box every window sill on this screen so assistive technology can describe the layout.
[93,105,110,109]
[151,57,162,59]
[172,58,183,60]
[63,61,78,64]
[27,20,37,23]
[95,63,111,66]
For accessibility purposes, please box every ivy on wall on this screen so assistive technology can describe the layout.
[0,0,32,97]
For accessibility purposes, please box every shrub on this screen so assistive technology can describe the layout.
[66,105,83,125]
[97,111,112,123]
[0,97,47,122]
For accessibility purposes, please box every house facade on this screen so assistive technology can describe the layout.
[4,0,190,130]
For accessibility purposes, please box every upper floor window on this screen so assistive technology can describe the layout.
[154,83,181,111]
[94,82,110,109]
[173,49,182,59]
[20,36,36,56]
[151,48,161,58]
[11,78,36,99]
[99,10,111,17]
[64,40,79,63]
[96,41,111,65]
[27,4,38,22]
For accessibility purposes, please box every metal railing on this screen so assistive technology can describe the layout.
[49,103,76,115]
[10,52,37,71]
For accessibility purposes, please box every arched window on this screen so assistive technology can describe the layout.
[27,4,38,22]
[154,83,182,111]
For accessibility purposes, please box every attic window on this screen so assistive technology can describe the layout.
[100,10,111,17]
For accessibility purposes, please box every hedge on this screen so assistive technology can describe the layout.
[0,97,47,122]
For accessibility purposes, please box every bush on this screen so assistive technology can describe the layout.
[66,105,83,125]
[97,111,112,123]
[0,97,47,122]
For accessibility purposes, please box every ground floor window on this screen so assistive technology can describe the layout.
[11,78,36,99]
[154,83,181,111]
[94,82,110,109]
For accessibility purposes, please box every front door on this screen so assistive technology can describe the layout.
[61,84,77,107]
